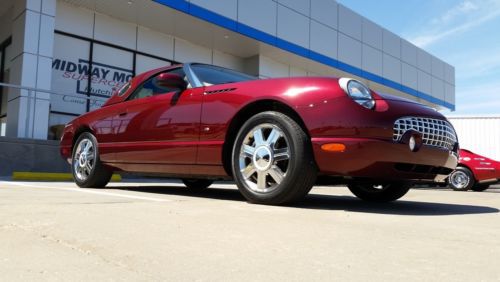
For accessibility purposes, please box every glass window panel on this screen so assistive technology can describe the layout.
[136,54,171,74]
[0,116,5,137]
[128,68,185,101]
[191,64,257,86]
[90,44,133,111]
[0,84,7,115]
[48,113,76,140]
[51,34,90,116]
[3,44,12,72]
[0,50,6,116]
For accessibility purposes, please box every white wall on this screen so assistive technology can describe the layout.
[448,117,500,161]
[55,1,245,72]
[54,0,453,112]
[190,0,454,108]
[4,0,55,139]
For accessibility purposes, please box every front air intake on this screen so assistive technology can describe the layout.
[393,117,457,151]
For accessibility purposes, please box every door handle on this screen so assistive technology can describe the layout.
[118,111,127,117]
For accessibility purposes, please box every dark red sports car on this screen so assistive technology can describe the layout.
[448,149,500,191]
[60,63,459,204]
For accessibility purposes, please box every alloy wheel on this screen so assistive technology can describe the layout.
[238,123,290,193]
[73,138,96,181]
[449,170,470,190]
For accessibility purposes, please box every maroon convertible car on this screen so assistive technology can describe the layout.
[60,63,459,204]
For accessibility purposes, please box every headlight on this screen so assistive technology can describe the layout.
[338,78,376,110]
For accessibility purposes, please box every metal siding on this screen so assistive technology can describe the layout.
[448,117,500,161]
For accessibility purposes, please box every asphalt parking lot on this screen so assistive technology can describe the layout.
[1,180,499,281]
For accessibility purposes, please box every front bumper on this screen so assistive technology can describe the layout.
[312,137,458,182]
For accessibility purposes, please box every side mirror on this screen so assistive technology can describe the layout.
[155,73,187,91]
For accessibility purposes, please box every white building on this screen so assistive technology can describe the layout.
[447,116,500,161]
[0,0,455,140]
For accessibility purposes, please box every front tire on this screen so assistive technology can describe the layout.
[448,167,475,191]
[72,132,112,188]
[347,182,412,202]
[231,111,317,205]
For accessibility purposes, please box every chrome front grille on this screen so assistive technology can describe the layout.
[393,117,457,151]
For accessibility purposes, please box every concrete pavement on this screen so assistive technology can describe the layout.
[0,180,499,281]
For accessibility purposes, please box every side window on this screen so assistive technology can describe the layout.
[128,68,186,101]
[191,64,256,86]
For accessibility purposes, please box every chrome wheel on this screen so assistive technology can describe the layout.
[73,138,95,181]
[238,123,290,193]
[449,170,470,190]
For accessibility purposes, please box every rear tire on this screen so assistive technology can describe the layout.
[347,182,412,202]
[231,111,317,205]
[448,167,475,191]
[182,179,213,191]
[72,132,112,188]
[471,184,490,192]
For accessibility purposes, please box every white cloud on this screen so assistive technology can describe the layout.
[454,51,500,79]
[408,0,500,48]
[455,99,500,113]
[452,81,500,114]
[440,43,500,80]
[411,11,500,47]
[432,1,478,25]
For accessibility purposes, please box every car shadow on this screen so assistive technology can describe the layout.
[416,186,500,194]
[297,194,499,215]
[111,185,499,216]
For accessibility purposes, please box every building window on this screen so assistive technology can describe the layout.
[0,38,12,137]
[90,43,133,111]
[136,54,172,74]
[49,31,177,139]
[51,34,91,116]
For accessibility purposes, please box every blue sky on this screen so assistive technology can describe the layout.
[338,0,500,116]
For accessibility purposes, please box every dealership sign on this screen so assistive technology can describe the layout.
[52,58,133,98]
[51,58,133,113]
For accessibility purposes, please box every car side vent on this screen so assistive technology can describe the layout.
[204,88,236,95]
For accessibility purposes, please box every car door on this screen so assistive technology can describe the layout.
[110,68,203,164]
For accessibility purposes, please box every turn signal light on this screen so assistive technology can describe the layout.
[321,143,346,152]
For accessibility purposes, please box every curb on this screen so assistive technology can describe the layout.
[11,172,122,182]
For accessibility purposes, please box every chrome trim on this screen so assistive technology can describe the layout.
[73,138,96,181]
[478,178,499,184]
[183,63,203,88]
[393,117,457,151]
[204,88,236,95]
[338,77,375,110]
[449,170,470,189]
[338,77,352,93]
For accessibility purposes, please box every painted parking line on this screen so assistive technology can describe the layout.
[0,181,172,202]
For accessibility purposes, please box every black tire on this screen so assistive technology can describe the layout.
[347,182,412,202]
[471,184,490,192]
[182,179,213,191]
[448,166,475,191]
[231,111,317,205]
[71,132,112,188]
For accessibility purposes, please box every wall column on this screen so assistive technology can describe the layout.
[6,0,55,139]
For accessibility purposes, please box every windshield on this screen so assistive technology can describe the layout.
[191,64,258,86]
